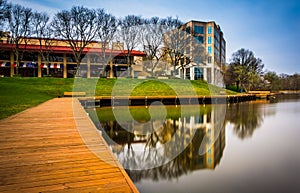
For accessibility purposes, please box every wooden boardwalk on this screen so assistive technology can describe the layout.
[0,98,139,193]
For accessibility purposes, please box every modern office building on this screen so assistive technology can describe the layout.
[175,20,226,86]
[0,35,146,78]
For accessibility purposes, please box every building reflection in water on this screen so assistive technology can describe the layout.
[96,105,227,182]
[87,100,280,184]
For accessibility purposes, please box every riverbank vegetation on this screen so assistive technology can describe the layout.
[224,48,299,92]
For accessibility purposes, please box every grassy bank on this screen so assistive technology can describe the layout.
[77,78,237,96]
[0,78,74,120]
[0,77,237,120]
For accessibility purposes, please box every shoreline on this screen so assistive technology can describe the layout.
[79,94,257,108]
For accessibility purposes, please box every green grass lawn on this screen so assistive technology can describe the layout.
[93,78,237,96]
[0,77,74,120]
[0,77,237,120]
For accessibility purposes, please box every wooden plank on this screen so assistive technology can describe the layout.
[0,168,124,188]
[0,159,116,177]
[64,92,86,97]
[248,91,270,94]
[0,98,138,193]
[44,183,133,193]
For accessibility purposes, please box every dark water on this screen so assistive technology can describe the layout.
[90,96,300,193]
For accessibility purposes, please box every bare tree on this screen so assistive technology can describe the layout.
[161,17,185,77]
[0,0,9,35]
[141,17,167,77]
[96,9,118,76]
[6,4,33,75]
[32,11,54,76]
[118,15,144,77]
[190,37,207,70]
[0,0,5,20]
[32,11,49,39]
[51,6,99,74]
[279,73,300,90]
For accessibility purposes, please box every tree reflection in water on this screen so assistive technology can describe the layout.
[92,101,274,181]
[226,101,276,139]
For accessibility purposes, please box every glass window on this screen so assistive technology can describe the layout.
[208,46,212,54]
[185,68,190,79]
[174,69,179,75]
[208,158,212,164]
[194,25,204,35]
[195,36,204,44]
[208,56,212,63]
[186,26,190,34]
[208,26,212,34]
[194,67,203,80]
[208,36,212,44]
[207,158,211,164]
[197,115,203,123]
[222,39,225,48]
[214,28,219,40]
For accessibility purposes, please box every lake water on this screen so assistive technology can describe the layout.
[90,95,300,193]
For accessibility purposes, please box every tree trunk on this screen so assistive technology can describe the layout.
[101,62,106,78]
[151,61,155,77]
[236,81,240,91]
[127,54,132,78]
[241,83,248,93]
[46,54,50,76]
[15,51,19,75]
[76,60,80,77]
[172,63,176,77]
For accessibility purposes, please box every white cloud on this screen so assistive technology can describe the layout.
[8,0,59,17]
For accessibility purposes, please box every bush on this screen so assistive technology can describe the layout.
[226,85,244,93]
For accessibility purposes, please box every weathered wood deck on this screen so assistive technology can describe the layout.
[248,91,272,99]
[0,98,139,193]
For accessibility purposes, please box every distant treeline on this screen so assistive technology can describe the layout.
[224,48,299,92]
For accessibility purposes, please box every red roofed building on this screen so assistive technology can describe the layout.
[0,36,146,78]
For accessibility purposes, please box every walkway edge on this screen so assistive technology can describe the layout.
[72,98,139,193]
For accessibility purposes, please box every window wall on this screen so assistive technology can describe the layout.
[208,56,212,64]
[208,46,212,54]
[208,26,212,34]
[194,26,204,35]
[194,67,203,80]
[208,36,212,44]
[195,36,204,44]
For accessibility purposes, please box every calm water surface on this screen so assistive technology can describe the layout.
[90,96,300,193]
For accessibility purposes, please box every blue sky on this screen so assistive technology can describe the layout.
[10,0,300,74]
